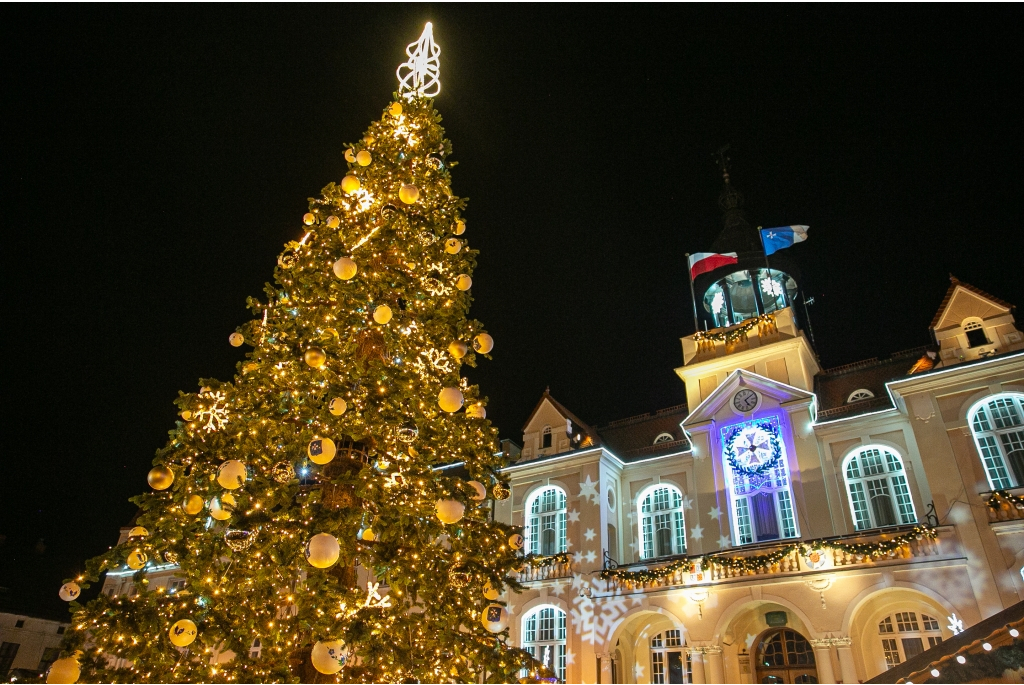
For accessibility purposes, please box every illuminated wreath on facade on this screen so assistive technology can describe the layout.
[722,418,784,477]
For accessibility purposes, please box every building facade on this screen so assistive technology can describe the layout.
[0,612,70,681]
[495,175,1024,684]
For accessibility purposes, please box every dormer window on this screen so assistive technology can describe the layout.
[847,389,875,404]
[541,425,553,450]
[963,318,990,348]
[653,432,675,444]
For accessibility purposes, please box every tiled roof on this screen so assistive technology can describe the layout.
[814,347,934,418]
[597,404,691,460]
[929,276,1015,329]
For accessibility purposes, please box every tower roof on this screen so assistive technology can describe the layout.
[710,146,761,253]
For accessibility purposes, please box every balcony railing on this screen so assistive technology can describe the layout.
[516,553,573,582]
[599,525,956,594]
[984,489,1024,523]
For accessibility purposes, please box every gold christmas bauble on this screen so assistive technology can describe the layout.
[454,219,466,235]
[448,341,468,359]
[304,347,327,368]
[169,619,198,647]
[302,212,315,226]
[344,148,356,163]
[271,462,294,483]
[326,215,340,229]
[466,403,486,419]
[438,387,464,413]
[328,397,347,416]
[217,460,247,490]
[333,257,357,280]
[127,526,149,539]
[467,480,488,501]
[481,603,509,633]
[436,499,465,524]
[311,639,348,674]
[46,656,80,684]
[449,568,471,587]
[373,305,393,324]
[360,528,376,542]
[399,184,420,204]
[483,580,501,601]
[473,333,494,354]
[183,494,204,515]
[389,102,403,116]
[147,465,174,490]
[180,409,193,420]
[444,238,462,254]
[341,175,361,194]
[356,150,372,166]
[59,582,81,602]
[308,437,337,465]
[508,533,525,551]
[228,332,244,347]
[455,274,473,291]
[305,533,340,569]
[492,483,511,500]
[126,549,148,570]
[209,493,235,521]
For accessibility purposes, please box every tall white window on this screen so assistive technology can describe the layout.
[721,416,799,545]
[638,485,687,559]
[526,487,567,556]
[651,629,691,684]
[522,606,566,682]
[878,611,943,667]
[843,446,917,530]
[969,393,1024,490]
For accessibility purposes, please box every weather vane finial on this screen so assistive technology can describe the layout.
[397,22,441,98]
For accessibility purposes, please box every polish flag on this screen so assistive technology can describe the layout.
[687,252,739,279]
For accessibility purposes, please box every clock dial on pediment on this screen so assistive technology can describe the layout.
[733,388,759,413]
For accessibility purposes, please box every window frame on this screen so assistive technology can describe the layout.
[522,605,567,682]
[637,484,687,560]
[541,425,553,450]
[968,392,1024,490]
[877,611,943,668]
[650,629,691,684]
[846,389,875,404]
[525,486,568,556]
[842,445,918,531]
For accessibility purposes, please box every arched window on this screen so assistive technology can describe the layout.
[843,446,917,530]
[962,317,990,348]
[755,629,818,684]
[526,487,567,556]
[651,629,691,684]
[654,432,675,444]
[969,393,1024,490]
[541,425,553,450]
[878,611,943,667]
[847,389,875,404]
[638,485,686,559]
[522,606,566,682]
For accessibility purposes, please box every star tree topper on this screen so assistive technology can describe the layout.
[397,22,441,98]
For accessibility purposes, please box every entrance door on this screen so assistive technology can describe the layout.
[754,629,818,684]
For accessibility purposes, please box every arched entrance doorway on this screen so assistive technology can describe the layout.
[754,628,818,684]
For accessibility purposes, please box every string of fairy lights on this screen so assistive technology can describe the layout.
[693,312,778,344]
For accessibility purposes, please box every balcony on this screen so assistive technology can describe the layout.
[516,553,574,583]
[681,307,801,365]
[599,525,959,595]
[984,490,1024,535]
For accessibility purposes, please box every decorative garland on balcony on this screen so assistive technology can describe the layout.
[598,526,937,584]
[986,490,1024,509]
[693,313,776,345]
[525,552,571,568]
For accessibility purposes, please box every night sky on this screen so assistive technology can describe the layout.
[3,5,1022,619]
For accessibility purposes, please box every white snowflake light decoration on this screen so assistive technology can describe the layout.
[761,276,783,298]
[364,581,392,609]
[396,23,441,98]
[195,391,229,432]
[711,290,725,314]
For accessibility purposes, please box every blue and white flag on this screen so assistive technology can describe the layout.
[760,225,809,256]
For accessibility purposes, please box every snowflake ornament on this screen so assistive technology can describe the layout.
[397,23,441,98]
[195,391,229,432]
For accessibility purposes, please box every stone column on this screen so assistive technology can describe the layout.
[706,646,724,684]
[688,649,707,685]
[598,653,613,684]
[810,640,836,684]
[834,637,857,684]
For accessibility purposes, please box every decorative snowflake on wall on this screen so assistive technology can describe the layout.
[760,277,783,298]
[195,391,229,432]
[721,416,783,477]
[711,291,725,314]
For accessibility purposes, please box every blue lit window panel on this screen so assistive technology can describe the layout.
[734,497,753,545]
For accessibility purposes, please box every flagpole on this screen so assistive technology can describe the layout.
[685,253,700,333]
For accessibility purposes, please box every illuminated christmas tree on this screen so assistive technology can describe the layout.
[55,24,545,684]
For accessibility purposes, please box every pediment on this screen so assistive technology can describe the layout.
[682,368,814,428]
[931,281,1012,331]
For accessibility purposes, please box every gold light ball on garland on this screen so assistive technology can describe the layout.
[399,184,420,204]
[326,215,340,229]
[344,148,356,163]
[341,175,361,194]
[373,305,393,324]
[466,403,486,419]
[217,460,247,490]
[492,483,511,500]
[329,397,347,416]
[308,437,337,465]
[224,528,255,551]
[126,549,148,570]
[168,619,198,647]
[183,494,204,515]
[228,332,244,347]
[311,639,348,674]
[449,568,471,587]
[304,347,327,368]
[473,333,494,354]
[448,341,468,359]
[508,533,525,551]
[305,533,341,569]
[389,102,403,116]
[483,580,501,601]
[454,219,466,235]
[58,582,81,602]
[356,150,372,166]
[438,387,464,413]
[396,423,419,443]
[209,494,235,521]
[302,212,316,226]
[333,256,358,280]
[436,499,465,524]
[481,603,509,633]
[455,274,473,291]
[271,462,295,483]
[127,526,149,539]
[46,656,80,684]
[180,409,193,420]
[444,238,462,254]
[147,465,174,490]
[467,480,488,501]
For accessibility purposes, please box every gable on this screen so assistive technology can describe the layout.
[683,368,814,427]
[931,283,1012,331]
[523,398,571,435]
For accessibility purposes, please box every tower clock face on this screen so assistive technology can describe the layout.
[733,388,759,412]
